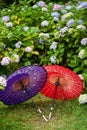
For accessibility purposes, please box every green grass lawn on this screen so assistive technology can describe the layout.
[0,94,87,130]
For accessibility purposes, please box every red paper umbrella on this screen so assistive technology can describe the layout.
[41,65,83,100]
[40,65,84,119]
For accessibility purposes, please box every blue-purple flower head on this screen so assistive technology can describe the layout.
[81,2,87,8]
[78,1,83,5]
[81,38,87,45]
[78,19,83,24]
[38,1,46,7]
[51,12,60,18]
[77,2,87,9]
[78,1,87,6]
[2,16,10,22]
[66,19,74,27]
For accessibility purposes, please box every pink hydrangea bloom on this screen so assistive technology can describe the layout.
[53,4,62,11]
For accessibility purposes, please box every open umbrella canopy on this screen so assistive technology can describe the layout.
[0,65,47,105]
[41,65,84,100]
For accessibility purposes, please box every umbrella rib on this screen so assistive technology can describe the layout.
[42,82,54,97]
[0,91,11,104]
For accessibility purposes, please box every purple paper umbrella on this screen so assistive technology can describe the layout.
[0,65,47,105]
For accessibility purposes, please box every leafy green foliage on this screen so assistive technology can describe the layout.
[0,1,87,90]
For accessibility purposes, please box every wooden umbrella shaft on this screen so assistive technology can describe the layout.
[23,87,48,122]
[49,82,59,120]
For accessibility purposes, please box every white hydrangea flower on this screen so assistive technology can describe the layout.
[66,5,72,10]
[23,26,29,31]
[62,12,73,20]
[32,4,38,8]
[39,33,50,38]
[78,49,85,59]
[25,5,28,8]
[15,41,22,48]
[42,7,48,11]
[6,22,13,27]
[79,94,87,104]
[24,47,32,52]
[78,74,84,80]
[50,42,58,52]
[81,38,87,45]
[76,25,86,30]
[12,54,20,63]
[61,9,67,14]
[1,57,11,66]
[59,27,68,37]
[50,56,56,64]
[21,7,25,11]
[41,20,49,27]
[0,76,7,87]
[44,33,50,38]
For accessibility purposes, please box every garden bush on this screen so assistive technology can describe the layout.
[0,0,87,92]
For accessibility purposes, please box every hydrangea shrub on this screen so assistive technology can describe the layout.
[0,1,87,91]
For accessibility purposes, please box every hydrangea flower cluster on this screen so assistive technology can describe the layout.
[50,42,58,52]
[1,57,11,66]
[0,76,7,87]
[77,25,86,30]
[59,27,68,37]
[78,49,85,59]
[2,16,10,22]
[81,38,87,45]
[24,47,32,52]
[66,19,74,27]
[50,55,56,64]
[15,41,22,48]
[53,4,62,11]
[79,94,87,104]
[41,20,49,27]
